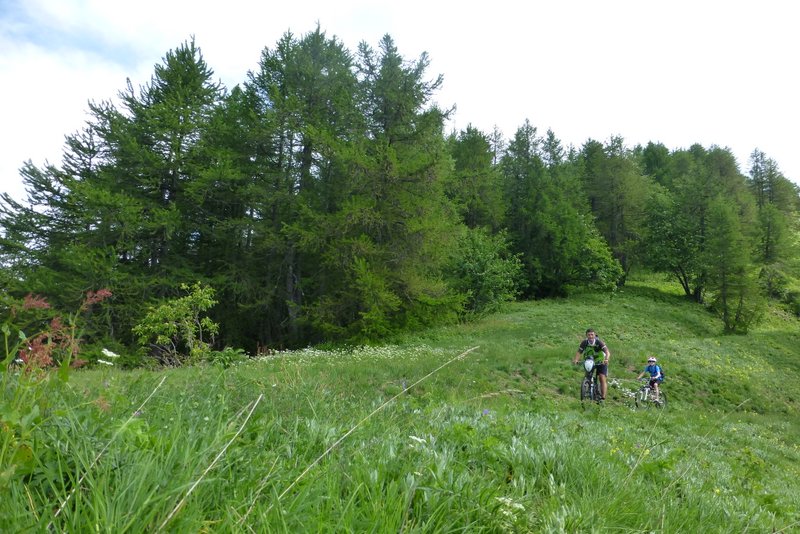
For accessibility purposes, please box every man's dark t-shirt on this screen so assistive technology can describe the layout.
[578,338,607,358]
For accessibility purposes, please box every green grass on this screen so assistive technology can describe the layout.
[3,275,800,532]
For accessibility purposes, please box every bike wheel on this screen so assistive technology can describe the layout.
[634,388,649,409]
[580,379,590,401]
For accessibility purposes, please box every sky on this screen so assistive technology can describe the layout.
[1,0,798,202]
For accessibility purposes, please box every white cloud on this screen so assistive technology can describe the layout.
[2,0,798,204]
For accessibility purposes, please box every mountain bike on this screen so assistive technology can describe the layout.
[579,358,600,403]
[634,378,667,409]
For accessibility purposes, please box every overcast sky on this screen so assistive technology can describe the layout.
[1,0,798,202]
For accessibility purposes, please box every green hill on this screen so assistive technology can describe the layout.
[3,276,800,532]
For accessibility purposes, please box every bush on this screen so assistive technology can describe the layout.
[446,228,524,317]
[207,346,249,368]
[132,283,219,366]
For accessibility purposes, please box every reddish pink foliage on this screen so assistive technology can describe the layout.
[18,333,54,368]
[13,288,112,370]
[23,293,51,310]
[83,288,113,308]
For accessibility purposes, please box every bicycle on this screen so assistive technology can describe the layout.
[634,378,667,409]
[579,358,601,403]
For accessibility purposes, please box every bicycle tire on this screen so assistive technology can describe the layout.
[634,388,650,409]
[580,379,591,401]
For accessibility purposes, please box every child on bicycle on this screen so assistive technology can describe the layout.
[636,356,663,402]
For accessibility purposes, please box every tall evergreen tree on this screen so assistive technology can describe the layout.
[501,122,621,297]
[446,125,504,230]
[0,39,226,344]
[287,34,461,340]
[746,149,800,304]
[245,27,361,344]
[704,195,763,333]
[747,149,797,263]
[581,136,650,279]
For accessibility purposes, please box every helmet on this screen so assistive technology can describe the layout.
[648,357,657,363]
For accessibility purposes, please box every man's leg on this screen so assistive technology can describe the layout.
[599,373,607,399]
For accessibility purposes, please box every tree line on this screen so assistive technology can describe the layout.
[1,28,798,361]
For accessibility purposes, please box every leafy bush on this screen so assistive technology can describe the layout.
[446,228,524,317]
[132,283,219,366]
[207,346,249,368]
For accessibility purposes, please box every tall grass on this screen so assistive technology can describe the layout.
[2,279,800,531]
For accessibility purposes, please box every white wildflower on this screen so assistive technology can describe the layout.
[101,348,120,359]
[496,496,525,519]
[409,435,427,444]
[97,359,114,366]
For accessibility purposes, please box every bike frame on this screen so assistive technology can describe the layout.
[635,380,666,409]
[581,358,600,402]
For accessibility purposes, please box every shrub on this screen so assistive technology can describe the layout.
[132,283,219,366]
[446,228,524,317]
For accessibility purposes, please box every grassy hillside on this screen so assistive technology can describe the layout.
[3,275,800,532]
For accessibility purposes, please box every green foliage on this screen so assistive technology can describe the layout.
[132,283,219,365]
[568,225,625,293]
[1,27,799,354]
[207,346,249,368]
[0,291,110,494]
[581,136,652,275]
[446,125,505,230]
[704,196,764,333]
[2,276,800,531]
[445,228,523,317]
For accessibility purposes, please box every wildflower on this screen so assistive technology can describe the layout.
[101,348,120,359]
[482,409,491,416]
[23,293,51,310]
[409,435,427,444]
[97,359,114,366]
[83,288,113,307]
[93,396,111,412]
[495,496,525,519]
[18,334,54,368]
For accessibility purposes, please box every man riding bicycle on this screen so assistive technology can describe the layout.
[573,328,611,401]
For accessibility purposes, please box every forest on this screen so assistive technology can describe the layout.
[2,27,799,367]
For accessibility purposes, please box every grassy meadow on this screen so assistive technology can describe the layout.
[3,274,800,532]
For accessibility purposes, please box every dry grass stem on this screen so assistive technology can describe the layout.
[242,346,479,525]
